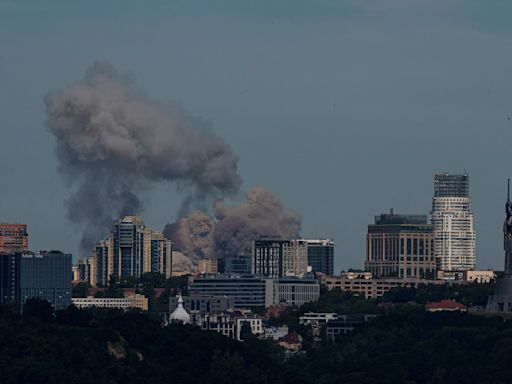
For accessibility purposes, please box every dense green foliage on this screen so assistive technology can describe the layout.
[3,282,512,383]
[382,282,495,306]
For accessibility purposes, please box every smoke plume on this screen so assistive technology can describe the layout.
[45,61,242,253]
[163,187,302,262]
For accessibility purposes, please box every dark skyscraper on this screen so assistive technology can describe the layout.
[19,251,72,310]
[0,253,19,305]
[305,239,334,275]
[0,251,72,310]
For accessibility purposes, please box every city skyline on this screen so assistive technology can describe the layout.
[2,1,512,271]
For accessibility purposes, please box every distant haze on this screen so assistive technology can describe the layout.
[1,2,512,271]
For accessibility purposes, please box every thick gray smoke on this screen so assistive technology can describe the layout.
[45,61,242,253]
[163,187,302,262]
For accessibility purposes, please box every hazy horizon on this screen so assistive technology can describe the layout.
[1,1,512,272]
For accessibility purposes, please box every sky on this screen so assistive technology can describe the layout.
[1,0,512,272]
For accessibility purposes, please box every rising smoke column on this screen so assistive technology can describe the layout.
[163,187,302,262]
[45,61,242,253]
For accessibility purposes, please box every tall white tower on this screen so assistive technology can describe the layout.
[430,173,476,271]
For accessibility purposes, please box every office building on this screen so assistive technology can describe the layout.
[252,239,310,278]
[0,224,28,254]
[221,254,252,275]
[431,173,476,271]
[72,293,148,311]
[282,240,309,277]
[93,216,172,286]
[273,275,320,306]
[253,239,289,278]
[365,210,436,279]
[305,239,334,275]
[189,275,271,309]
[0,253,19,305]
[19,251,72,310]
[188,274,320,309]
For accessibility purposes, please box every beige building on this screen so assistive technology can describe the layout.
[72,257,96,287]
[366,211,436,279]
[320,274,445,299]
[72,293,148,311]
[197,258,218,274]
[283,240,309,277]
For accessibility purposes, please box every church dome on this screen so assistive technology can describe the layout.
[169,295,191,324]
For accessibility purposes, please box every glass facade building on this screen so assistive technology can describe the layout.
[189,275,270,309]
[0,251,72,311]
[305,239,334,275]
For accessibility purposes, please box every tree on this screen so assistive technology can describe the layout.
[23,298,54,322]
[72,282,90,298]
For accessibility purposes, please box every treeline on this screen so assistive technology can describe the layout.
[5,283,512,383]
[3,298,512,383]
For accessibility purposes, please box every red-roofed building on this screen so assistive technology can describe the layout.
[425,299,466,312]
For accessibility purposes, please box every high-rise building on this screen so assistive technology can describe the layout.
[0,224,28,254]
[72,257,96,286]
[1,251,72,310]
[19,251,72,310]
[304,239,334,275]
[253,239,289,278]
[365,210,436,279]
[92,216,172,286]
[0,253,19,305]
[430,173,476,271]
[282,240,309,277]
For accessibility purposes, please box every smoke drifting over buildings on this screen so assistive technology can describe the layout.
[164,187,302,262]
[45,61,242,253]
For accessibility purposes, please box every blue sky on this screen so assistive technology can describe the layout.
[1,0,512,271]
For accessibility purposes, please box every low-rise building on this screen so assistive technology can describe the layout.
[325,314,378,341]
[278,332,303,351]
[273,275,320,307]
[198,310,263,341]
[464,270,495,283]
[263,325,289,341]
[299,312,338,326]
[320,274,446,299]
[189,274,320,309]
[72,294,148,311]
